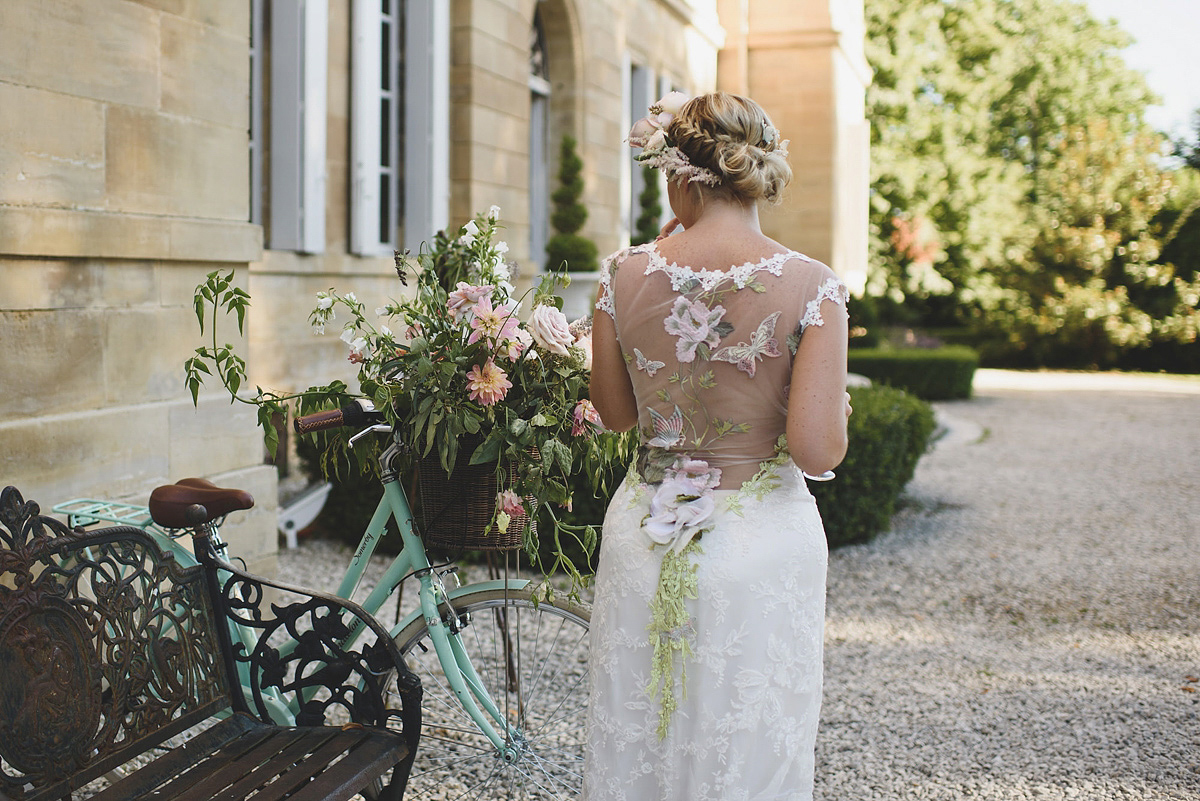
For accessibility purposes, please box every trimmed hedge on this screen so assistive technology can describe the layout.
[811,384,936,548]
[847,346,979,400]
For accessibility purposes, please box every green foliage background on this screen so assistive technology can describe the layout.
[865,0,1200,370]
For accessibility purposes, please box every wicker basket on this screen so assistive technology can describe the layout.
[415,439,531,552]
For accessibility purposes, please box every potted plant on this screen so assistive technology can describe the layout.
[186,207,630,587]
[545,135,600,318]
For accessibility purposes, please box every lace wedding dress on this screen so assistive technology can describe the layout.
[583,242,848,800]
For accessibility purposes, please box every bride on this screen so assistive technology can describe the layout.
[584,90,852,800]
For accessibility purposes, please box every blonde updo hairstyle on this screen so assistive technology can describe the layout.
[666,91,792,205]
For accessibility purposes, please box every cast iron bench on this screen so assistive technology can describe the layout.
[0,485,421,801]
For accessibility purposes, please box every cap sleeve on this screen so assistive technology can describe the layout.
[798,273,849,334]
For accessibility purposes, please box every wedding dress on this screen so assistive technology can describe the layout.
[583,241,848,800]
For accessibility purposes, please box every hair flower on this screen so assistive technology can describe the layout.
[628,92,721,187]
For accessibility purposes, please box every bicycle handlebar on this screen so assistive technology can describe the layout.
[294,400,383,435]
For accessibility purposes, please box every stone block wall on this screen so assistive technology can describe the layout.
[0,0,275,576]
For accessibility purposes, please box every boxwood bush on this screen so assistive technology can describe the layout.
[811,384,936,548]
[847,345,979,400]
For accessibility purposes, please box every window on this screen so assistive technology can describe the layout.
[249,0,264,226]
[269,0,328,253]
[401,1,450,253]
[628,63,653,241]
[350,0,401,255]
[529,8,551,269]
[351,1,449,255]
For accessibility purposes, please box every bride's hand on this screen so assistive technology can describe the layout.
[656,217,682,241]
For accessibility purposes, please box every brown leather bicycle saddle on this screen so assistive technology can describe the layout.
[149,477,255,528]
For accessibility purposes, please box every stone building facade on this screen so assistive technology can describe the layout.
[0,0,867,576]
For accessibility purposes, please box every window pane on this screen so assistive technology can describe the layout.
[379,174,391,245]
[381,97,391,167]
[381,22,391,91]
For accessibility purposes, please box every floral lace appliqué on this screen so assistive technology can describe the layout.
[799,275,850,332]
[644,245,814,293]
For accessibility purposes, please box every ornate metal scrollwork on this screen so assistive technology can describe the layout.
[0,486,226,798]
[195,533,421,744]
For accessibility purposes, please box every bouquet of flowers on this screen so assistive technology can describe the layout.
[186,207,627,586]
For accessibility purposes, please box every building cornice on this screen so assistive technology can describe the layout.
[0,207,262,263]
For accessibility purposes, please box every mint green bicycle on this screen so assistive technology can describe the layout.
[56,400,592,801]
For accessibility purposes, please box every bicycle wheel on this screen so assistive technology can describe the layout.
[391,586,591,800]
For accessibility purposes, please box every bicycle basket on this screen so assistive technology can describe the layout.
[415,439,533,551]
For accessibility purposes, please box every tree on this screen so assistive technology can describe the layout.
[865,0,1200,368]
[632,166,663,246]
[867,0,1157,310]
[545,135,599,272]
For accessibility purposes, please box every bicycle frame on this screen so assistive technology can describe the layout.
[331,436,531,755]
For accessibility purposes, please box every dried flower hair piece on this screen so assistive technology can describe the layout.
[627,92,722,187]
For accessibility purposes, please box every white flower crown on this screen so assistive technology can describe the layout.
[627,92,722,186]
[627,93,790,185]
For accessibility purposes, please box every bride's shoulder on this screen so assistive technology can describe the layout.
[602,242,657,275]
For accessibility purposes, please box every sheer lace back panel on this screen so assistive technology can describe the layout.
[597,241,848,488]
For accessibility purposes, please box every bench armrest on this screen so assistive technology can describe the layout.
[192,533,421,765]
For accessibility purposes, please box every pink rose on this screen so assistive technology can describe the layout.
[529,304,574,357]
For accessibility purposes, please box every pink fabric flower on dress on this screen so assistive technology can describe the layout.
[466,359,512,406]
[663,296,726,362]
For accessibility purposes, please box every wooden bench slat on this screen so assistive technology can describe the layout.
[156,727,332,800]
[205,727,356,801]
[233,729,381,801]
[285,731,409,801]
[85,715,259,800]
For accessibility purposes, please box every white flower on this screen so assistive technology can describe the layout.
[487,204,501,220]
[464,220,480,237]
[340,327,355,344]
[645,129,668,154]
[656,91,689,115]
[495,241,509,255]
[345,292,358,303]
[348,336,369,358]
[529,304,574,357]
[380,325,392,338]
[492,261,511,282]
[316,293,333,311]
[375,306,389,317]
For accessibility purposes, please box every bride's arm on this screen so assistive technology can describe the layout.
[590,308,638,432]
[786,296,850,476]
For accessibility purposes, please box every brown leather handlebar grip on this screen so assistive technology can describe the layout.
[294,408,345,434]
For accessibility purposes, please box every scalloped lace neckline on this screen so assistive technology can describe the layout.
[639,242,814,292]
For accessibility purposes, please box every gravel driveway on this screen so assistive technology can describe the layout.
[278,369,1199,800]
[816,370,1200,800]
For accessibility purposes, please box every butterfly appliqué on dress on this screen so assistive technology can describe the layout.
[647,405,684,447]
[634,348,666,377]
[710,311,782,377]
